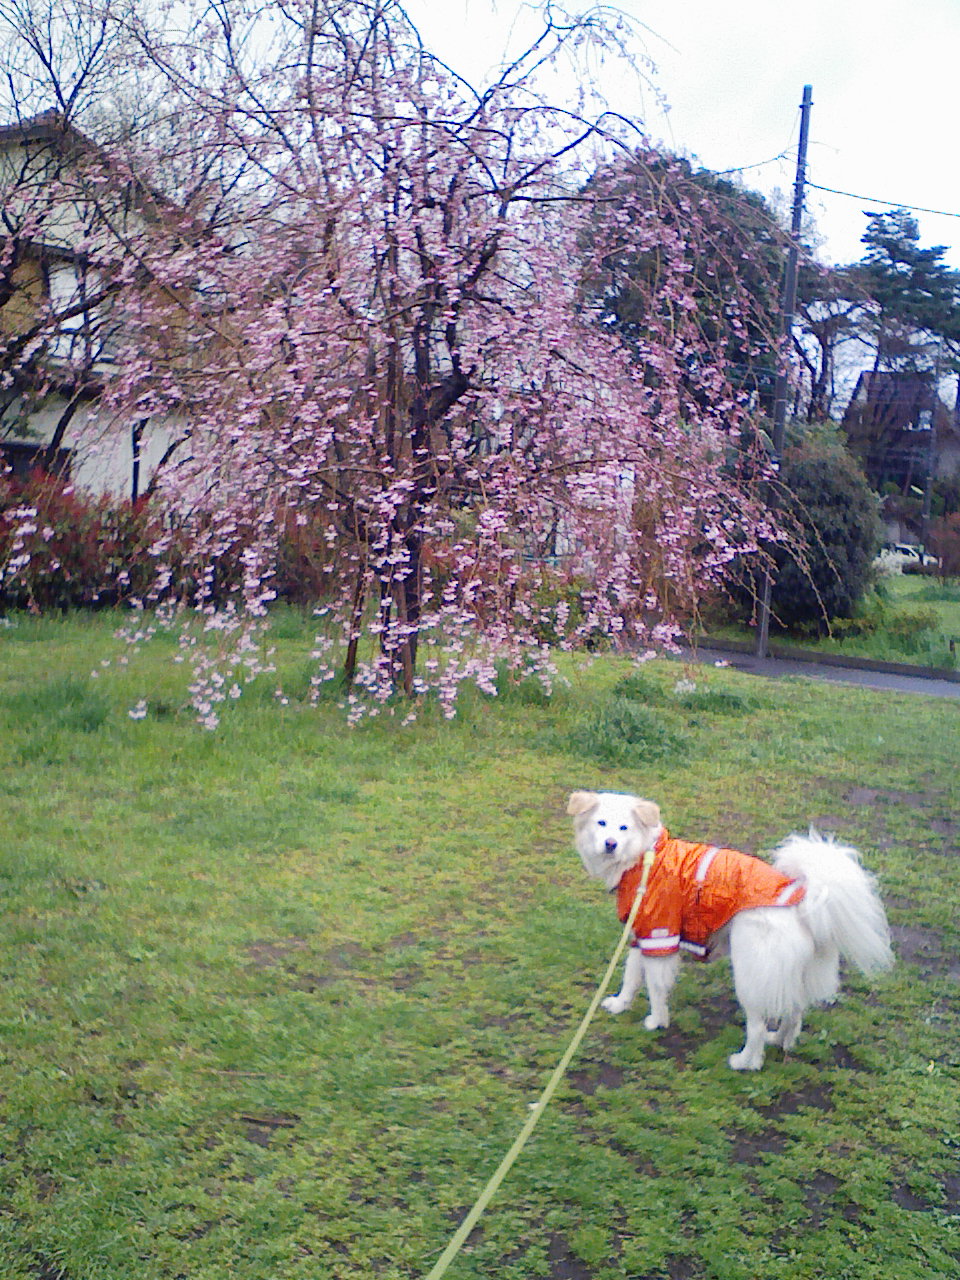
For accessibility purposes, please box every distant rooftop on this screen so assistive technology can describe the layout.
[0,108,73,143]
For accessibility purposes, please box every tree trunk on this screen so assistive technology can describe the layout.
[41,391,82,473]
[342,568,368,688]
[397,530,422,698]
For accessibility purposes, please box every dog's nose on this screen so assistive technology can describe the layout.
[604,838,618,854]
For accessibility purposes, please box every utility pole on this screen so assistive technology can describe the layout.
[755,84,813,658]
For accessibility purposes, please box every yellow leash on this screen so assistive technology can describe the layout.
[423,847,655,1280]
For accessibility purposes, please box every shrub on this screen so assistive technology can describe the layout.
[930,513,960,578]
[827,597,885,639]
[273,511,339,604]
[883,607,940,650]
[0,471,166,611]
[494,663,558,706]
[529,571,594,646]
[732,441,882,634]
[0,472,344,613]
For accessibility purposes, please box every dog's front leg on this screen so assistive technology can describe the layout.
[601,946,645,1015]
[640,952,679,1030]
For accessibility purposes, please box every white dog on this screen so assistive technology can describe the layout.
[568,791,893,1070]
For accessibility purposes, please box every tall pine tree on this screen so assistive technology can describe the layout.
[856,208,960,371]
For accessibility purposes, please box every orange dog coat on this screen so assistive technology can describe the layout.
[615,829,806,960]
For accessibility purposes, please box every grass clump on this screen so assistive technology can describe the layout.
[563,695,689,765]
[0,674,109,733]
[611,671,663,703]
[493,661,565,707]
[674,687,754,715]
[613,670,755,716]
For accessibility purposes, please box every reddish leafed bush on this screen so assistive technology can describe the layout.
[0,471,345,612]
[0,470,166,610]
[930,513,960,579]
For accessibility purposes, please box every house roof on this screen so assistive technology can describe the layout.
[0,108,176,215]
[843,369,959,439]
[0,108,91,151]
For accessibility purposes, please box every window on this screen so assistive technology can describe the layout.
[0,439,73,479]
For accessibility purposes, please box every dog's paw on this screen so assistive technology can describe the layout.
[601,994,631,1015]
[766,1018,802,1051]
[643,1013,668,1031]
[727,1050,763,1071]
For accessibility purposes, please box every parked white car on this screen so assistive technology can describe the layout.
[875,543,940,572]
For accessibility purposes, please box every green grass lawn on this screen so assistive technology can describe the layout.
[1,611,958,1280]
[707,573,960,670]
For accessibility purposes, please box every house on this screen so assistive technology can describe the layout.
[842,369,960,542]
[842,370,960,489]
[0,110,178,498]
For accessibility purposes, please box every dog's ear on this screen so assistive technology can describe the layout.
[632,799,661,829]
[566,790,598,816]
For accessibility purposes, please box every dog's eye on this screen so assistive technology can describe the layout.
[597,820,606,827]
[619,825,628,832]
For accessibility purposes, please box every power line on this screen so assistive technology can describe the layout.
[692,105,800,180]
[714,150,792,177]
[807,182,960,221]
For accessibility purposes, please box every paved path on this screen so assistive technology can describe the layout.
[684,646,960,700]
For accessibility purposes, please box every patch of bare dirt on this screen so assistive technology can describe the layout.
[501,1231,662,1280]
[632,1256,705,1280]
[803,1170,861,1226]
[245,937,310,968]
[602,1138,661,1178]
[689,817,758,854]
[754,1082,834,1118]
[842,786,939,808]
[887,1166,960,1214]
[890,1182,934,1211]
[653,1024,698,1064]
[890,923,960,980]
[390,931,420,947]
[480,1011,523,1030]
[567,1063,627,1094]
[823,1043,865,1070]
[31,1171,59,1203]
[727,1127,789,1165]
[388,966,423,991]
[31,1258,75,1280]
[809,779,960,860]
[238,1112,299,1147]
[690,992,741,1038]
[620,991,742,1065]
[544,1234,597,1280]
[299,942,371,988]
[247,939,376,992]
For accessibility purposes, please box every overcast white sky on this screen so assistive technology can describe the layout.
[406,0,960,269]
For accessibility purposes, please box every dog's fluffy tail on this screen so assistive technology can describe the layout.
[773,832,894,975]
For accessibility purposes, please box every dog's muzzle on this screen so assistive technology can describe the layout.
[604,839,619,854]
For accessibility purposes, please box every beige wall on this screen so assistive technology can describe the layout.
[7,396,181,498]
